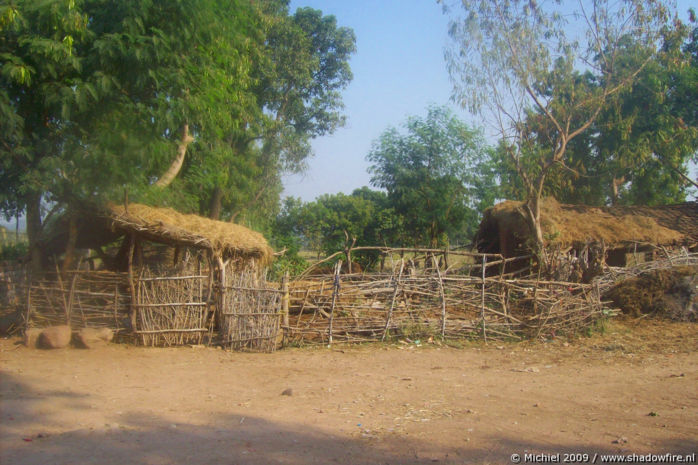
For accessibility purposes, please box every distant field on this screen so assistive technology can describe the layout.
[0,227,26,246]
[297,248,478,272]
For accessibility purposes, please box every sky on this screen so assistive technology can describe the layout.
[283,0,697,202]
[282,0,467,201]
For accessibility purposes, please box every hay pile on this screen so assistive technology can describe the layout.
[605,266,698,321]
[109,204,273,263]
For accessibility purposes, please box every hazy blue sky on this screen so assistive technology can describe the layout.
[283,0,697,202]
[283,0,466,201]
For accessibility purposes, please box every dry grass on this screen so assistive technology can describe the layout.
[110,203,273,263]
[487,198,686,248]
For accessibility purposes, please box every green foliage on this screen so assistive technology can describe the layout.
[0,241,28,261]
[271,189,404,268]
[0,0,356,264]
[367,106,496,247]
[446,0,674,255]
[490,22,698,206]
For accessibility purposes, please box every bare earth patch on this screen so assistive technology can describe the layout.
[1,319,696,464]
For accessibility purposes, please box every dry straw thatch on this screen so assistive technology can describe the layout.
[108,203,273,263]
[477,198,693,255]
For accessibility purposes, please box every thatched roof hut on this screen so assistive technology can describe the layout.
[42,203,273,268]
[107,204,273,264]
[475,198,698,261]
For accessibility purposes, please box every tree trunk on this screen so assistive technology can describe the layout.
[61,214,78,273]
[154,124,194,188]
[209,186,223,220]
[524,194,546,264]
[25,192,43,276]
[611,175,625,205]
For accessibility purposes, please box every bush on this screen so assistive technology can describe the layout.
[0,242,28,261]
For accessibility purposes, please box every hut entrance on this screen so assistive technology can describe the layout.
[135,273,210,346]
[218,269,282,352]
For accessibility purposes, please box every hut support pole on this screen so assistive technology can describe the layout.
[127,233,137,333]
[216,255,226,335]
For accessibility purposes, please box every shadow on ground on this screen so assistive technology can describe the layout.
[1,372,696,465]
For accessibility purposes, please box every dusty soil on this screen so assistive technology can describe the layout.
[1,319,696,465]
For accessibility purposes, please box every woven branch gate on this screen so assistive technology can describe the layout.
[219,276,282,352]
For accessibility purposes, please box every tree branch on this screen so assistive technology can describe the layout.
[154,123,194,188]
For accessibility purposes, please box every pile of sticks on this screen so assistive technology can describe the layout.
[593,250,698,293]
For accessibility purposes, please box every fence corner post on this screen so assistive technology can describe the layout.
[281,271,290,346]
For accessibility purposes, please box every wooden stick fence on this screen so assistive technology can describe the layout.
[283,261,607,345]
[24,271,132,334]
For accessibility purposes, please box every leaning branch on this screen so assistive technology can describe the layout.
[154,124,194,188]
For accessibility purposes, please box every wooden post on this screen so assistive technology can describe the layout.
[281,271,289,346]
[216,255,226,338]
[381,259,404,342]
[481,254,487,342]
[114,285,119,333]
[127,233,137,334]
[328,260,342,346]
[436,262,446,338]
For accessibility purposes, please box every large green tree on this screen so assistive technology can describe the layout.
[0,0,262,267]
[0,0,355,270]
[445,0,672,257]
[191,2,356,224]
[490,21,698,207]
[367,106,495,247]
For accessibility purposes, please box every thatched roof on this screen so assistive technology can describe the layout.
[41,203,273,265]
[106,204,273,263]
[475,198,697,256]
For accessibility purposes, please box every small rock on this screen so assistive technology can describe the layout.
[38,325,71,349]
[74,327,114,349]
[281,388,293,396]
[612,437,628,444]
[23,328,42,348]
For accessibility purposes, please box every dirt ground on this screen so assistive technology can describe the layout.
[1,319,696,465]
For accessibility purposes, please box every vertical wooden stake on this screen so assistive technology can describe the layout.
[481,254,487,342]
[281,271,289,345]
[381,259,404,342]
[328,260,342,346]
[436,262,446,338]
[217,255,226,339]
[127,234,137,334]
[114,285,119,333]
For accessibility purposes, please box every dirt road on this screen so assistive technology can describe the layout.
[1,320,696,464]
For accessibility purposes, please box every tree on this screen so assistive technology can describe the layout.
[0,0,263,269]
[193,2,356,223]
[489,21,698,207]
[367,106,495,247]
[272,188,402,269]
[0,0,356,271]
[445,0,672,258]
